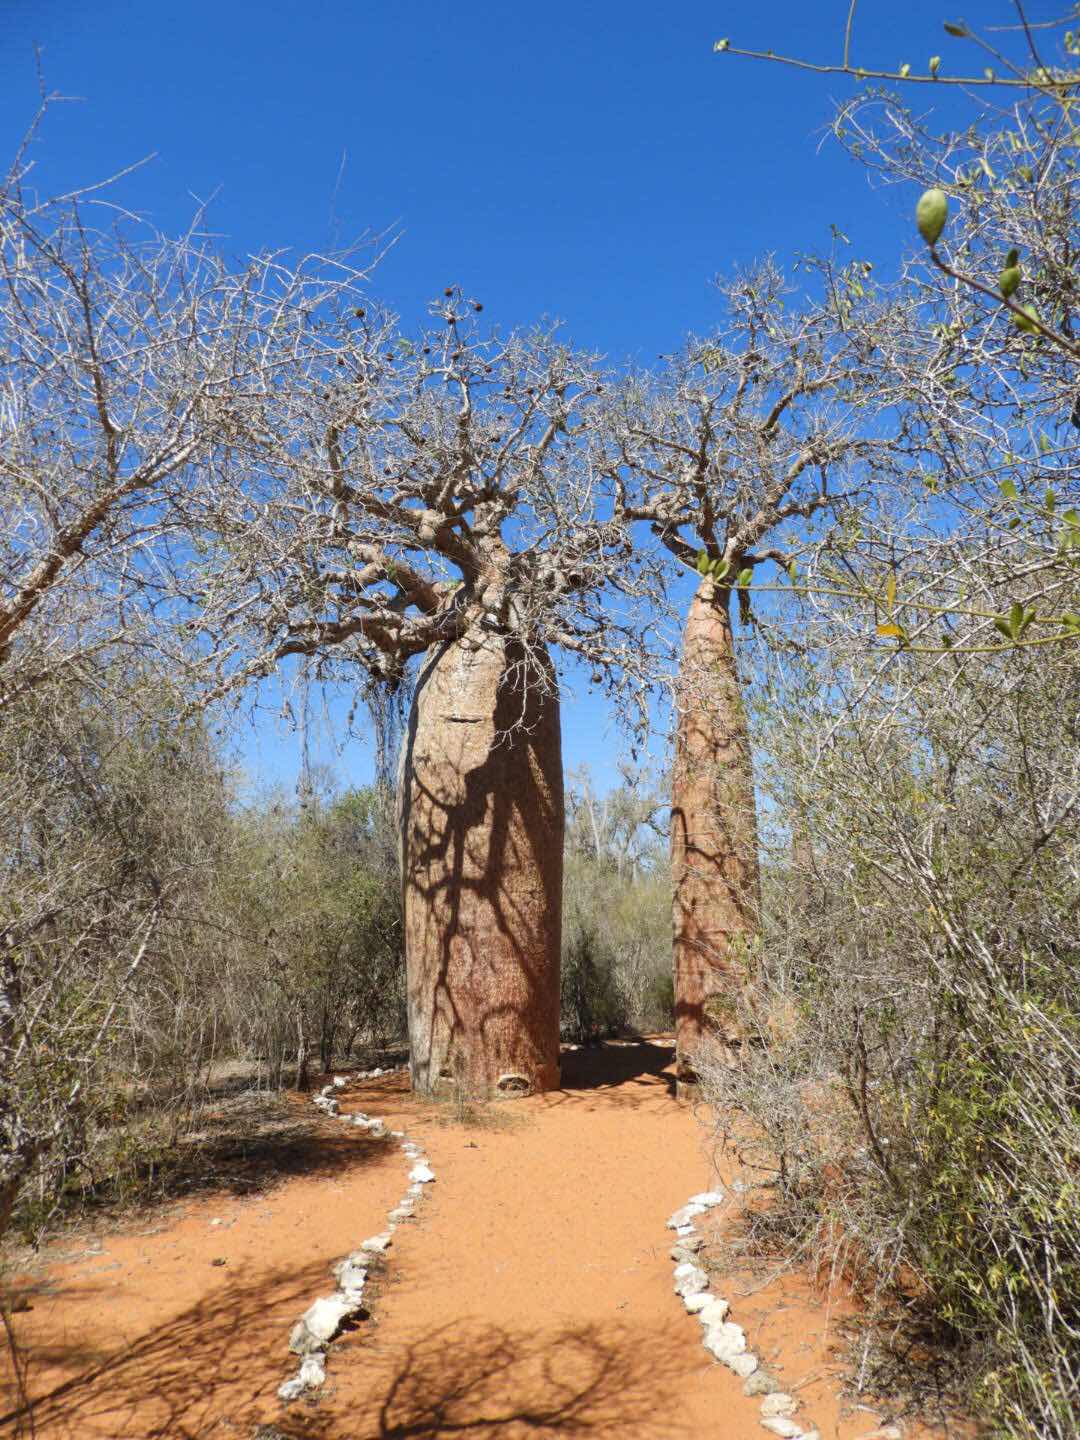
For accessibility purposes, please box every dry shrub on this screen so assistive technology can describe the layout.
[700,619,1080,1438]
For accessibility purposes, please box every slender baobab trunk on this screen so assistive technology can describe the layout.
[671,578,761,1096]
[399,630,564,1097]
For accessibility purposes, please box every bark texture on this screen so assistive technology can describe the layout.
[671,579,761,1095]
[399,631,563,1097]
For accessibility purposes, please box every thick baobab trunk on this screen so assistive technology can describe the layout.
[671,579,761,1095]
[399,630,564,1097]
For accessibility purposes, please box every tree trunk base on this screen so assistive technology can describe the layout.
[671,580,762,1080]
[399,632,564,1098]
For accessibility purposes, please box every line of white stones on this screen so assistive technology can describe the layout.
[278,1066,433,1404]
[667,1193,820,1440]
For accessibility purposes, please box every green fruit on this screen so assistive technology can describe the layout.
[999,266,1022,297]
[916,188,949,245]
[1013,304,1040,333]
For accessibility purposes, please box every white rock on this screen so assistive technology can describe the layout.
[367,1120,388,1138]
[667,1203,707,1229]
[687,1190,725,1208]
[409,1163,435,1183]
[727,1352,759,1379]
[408,1183,424,1197]
[331,1256,368,1290]
[675,1224,698,1238]
[332,1076,348,1088]
[684,1291,713,1314]
[320,1085,336,1097]
[391,1129,405,1138]
[760,1419,802,1439]
[760,1393,798,1419]
[278,1375,305,1402]
[360,1233,392,1254]
[298,1352,326,1387]
[743,1370,780,1397]
[695,1297,731,1326]
[702,1321,746,1363]
[673,1262,708,1297]
[388,1204,414,1222]
[296,1294,352,1347]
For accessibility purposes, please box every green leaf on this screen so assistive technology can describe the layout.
[994,617,1015,642]
[999,478,1018,501]
[787,559,798,583]
[1045,487,1057,512]
[712,557,731,581]
[696,550,711,575]
[736,567,753,588]
[886,572,897,609]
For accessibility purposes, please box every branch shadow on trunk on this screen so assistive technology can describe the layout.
[399,636,563,1098]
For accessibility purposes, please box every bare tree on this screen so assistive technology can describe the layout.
[0,108,379,715]
[192,291,667,1096]
[0,110,380,1230]
[604,264,895,1091]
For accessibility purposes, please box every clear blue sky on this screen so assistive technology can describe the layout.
[0,1,1051,795]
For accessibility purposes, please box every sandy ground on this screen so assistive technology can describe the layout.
[3,1040,928,1439]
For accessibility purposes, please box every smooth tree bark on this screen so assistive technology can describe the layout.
[400,632,563,1095]
[604,264,893,1090]
[670,579,760,1091]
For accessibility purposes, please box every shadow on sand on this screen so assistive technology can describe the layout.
[4,1291,701,1440]
[554,1038,678,1107]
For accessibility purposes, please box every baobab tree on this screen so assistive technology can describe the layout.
[606,264,895,1091]
[194,290,665,1097]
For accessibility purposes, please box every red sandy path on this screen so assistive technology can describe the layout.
[4,1041,911,1439]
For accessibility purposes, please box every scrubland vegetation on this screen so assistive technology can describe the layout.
[2,9,1079,1437]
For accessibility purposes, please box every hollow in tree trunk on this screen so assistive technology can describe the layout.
[399,631,563,1097]
[671,579,761,1096]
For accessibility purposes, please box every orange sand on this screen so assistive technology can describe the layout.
[3,1041,926,1439]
